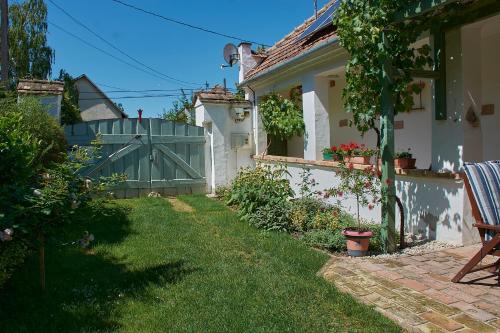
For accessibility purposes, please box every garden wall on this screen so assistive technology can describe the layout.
[256,156,478,246]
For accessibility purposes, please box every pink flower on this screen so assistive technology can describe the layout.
[337,191,343,197]
[348,163,354,170]
[368,204,374,210]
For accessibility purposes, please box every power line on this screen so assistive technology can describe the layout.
[109,0,271,47]
[78,88,235,94]
[79,94,185,100]
[48,20,201,87]
[48,0,203,87]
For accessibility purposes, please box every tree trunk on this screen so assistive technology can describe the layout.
[38,233,46,291]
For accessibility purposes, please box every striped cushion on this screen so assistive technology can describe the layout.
[463,161,500,245]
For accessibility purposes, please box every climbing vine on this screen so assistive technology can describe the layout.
[259,92,305,140]
[334,0,433,134]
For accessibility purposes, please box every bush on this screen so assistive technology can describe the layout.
[302,229,347,251]
[227,164,293,220]
[0,239,29,287]
[290,198,325,231]
[249,201,293,232]
[16,97,67,167]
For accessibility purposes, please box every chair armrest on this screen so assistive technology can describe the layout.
[473,223,500,231]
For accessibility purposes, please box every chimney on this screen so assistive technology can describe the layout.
[238,42,258,84]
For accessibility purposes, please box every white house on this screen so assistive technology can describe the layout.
[236,1,500,245]
[75,74,127,121]
[194,85,253,193]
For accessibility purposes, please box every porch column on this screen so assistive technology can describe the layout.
[379,32,397,253]
[302,75,330,160]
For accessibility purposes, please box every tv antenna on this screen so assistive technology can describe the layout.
[220,43,239,69]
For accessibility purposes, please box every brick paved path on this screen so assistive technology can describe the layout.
[320,245,499,332]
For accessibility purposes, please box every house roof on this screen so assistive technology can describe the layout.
[244,0,339,81]
[75,74,128,118]
[17,79,64,95]
[196,85,252,107]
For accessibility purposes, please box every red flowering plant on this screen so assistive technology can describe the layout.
[338,142,377,158]
[325,162,380,231]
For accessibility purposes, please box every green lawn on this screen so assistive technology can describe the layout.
[0,196,400,333]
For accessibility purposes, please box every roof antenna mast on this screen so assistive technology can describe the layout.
[314,0,318,19]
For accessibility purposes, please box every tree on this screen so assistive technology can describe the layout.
[9,0,54,82]
[58,69,82,125]
[162,90,194,124]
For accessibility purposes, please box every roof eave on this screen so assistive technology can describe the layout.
[239,36,340,88]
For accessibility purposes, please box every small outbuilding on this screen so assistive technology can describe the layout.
[17,79,64,121]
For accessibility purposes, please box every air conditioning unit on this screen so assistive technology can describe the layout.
[230,133,250,149]
[230,106,250,122]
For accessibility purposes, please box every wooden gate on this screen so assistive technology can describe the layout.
[64,118,206,197]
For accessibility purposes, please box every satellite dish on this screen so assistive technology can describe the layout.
[223,43,239,67]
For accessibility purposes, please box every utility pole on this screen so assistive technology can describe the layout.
[0,0,8,87]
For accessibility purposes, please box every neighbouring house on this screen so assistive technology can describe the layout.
[17,79,64,121]
[75,74,127,121]
[236,1,500,245]
[195,85,253,193]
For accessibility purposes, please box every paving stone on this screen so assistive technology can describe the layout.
[444,288,481,303]
[331,266,356,277]
[473,301,495,310]
[389,306,426,326]
[421,312,464,331]
[373,269,403,281]
[489,319,500,329]
[428,273,452,283]
[449,301,497,322]
[416,297,461,317]
[398,278,428,292]
[417,323,448,333]
[452,314,497,333]
[422,289,459,305]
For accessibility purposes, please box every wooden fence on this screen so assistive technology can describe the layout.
[64,118,206,197]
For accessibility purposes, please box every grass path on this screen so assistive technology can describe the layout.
[0,196,400,333]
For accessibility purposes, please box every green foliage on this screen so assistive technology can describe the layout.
[334,0,433,134]
[326,162,381,228]
[249,201,293,232]
[162,91,194,124]
[395,149,412,159]
[0,239,29,287]
[259,92,305,140]
[296,168,318,199]
[302,229,347,251]
[290,197,326,232]
[9,0,54,81]
[15,97,67,167]
[227,164,293,221]
[58,70,82,125]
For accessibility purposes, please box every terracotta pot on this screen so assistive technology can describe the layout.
[323,152,333,161]
[342,229,373,257]
[344,156,371,165]
[394,158,416,169]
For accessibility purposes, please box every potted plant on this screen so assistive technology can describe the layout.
[326,163,380,257]
[395,149,416,169]
[322,147,333,161]
[339,142,376,165]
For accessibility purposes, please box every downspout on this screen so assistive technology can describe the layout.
[246,85,258,156]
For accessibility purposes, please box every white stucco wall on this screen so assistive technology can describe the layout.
[260,160,469,245]
[195,99,254,192]
[76,79,123,121]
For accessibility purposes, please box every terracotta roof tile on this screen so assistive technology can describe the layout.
[245,0,339,81]
[196,85,251,106]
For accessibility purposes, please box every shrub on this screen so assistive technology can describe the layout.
[302,229,347,251]
[248,201,293,232]
[289,198,326,232]
[227,164,293,220]
[16,97,67,167]
[0,239,29,287]
[214,185,231,202]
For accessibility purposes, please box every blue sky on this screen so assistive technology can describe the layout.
[45,0,330,118]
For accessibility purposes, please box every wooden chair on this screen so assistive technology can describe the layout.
[452,160,500,283]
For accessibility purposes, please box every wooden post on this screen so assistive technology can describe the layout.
[379,32,396,253]
[0,0,8,87]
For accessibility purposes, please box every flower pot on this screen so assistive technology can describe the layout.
[323,152,333,161]
[344,156,371,165]
[342,229,373,257]
[394,158,416,169]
